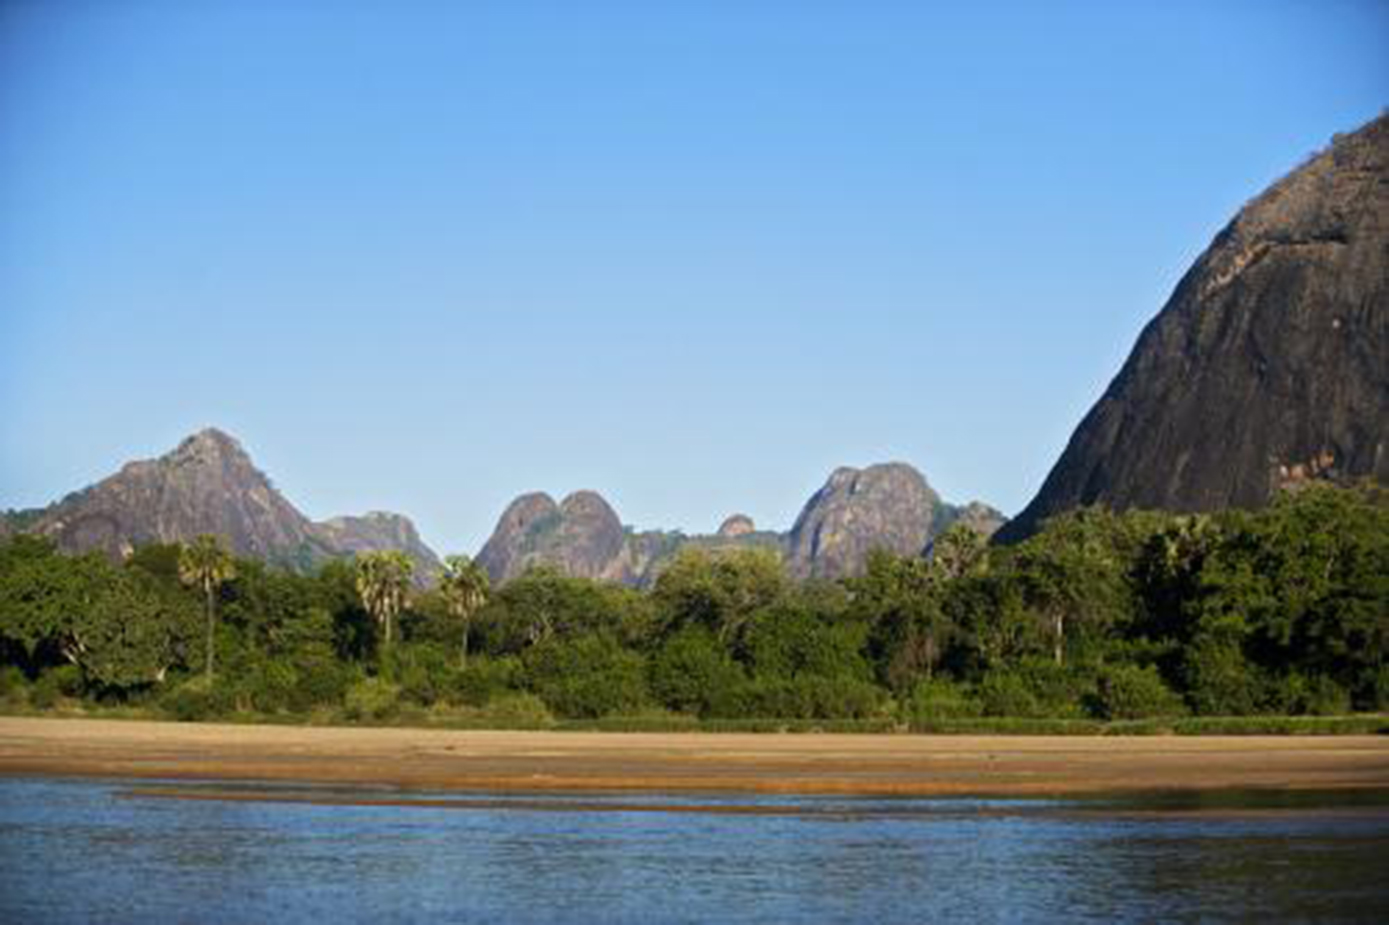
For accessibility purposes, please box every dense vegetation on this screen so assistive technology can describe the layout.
[1,484,1385,731]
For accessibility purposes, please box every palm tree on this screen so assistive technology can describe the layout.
[179,534,236,681]
[355,550,414,662]
[439,554,490,667]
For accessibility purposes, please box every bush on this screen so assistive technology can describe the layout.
[979,658,1089,718]
[343,677,401,722]
[716,674,886,720]
[649,627,745,717]
[479,691,554,728]
[525,634,648,718]
[450,657,522,707]
[1268,673,1352,716]
[30,665,83,710]
[0,666,29,704]
[1183,638,1259,715]
[1088,664,1186,720]
[903,678,982,722]
[240,660,300,713]
[160,676,237,721]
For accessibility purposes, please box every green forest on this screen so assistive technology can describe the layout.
[1,483,1386,732]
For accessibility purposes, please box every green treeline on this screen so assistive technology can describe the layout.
[1,484,1385,729]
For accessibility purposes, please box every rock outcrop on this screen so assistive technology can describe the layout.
[717,514,756,538]
[314,511,443,581]
[10,428,440,576]
[784,463,940,580]
[477,461,1002,586]
[999,114,1389,541]
[474,490,626,584]
[933,501,1008,542]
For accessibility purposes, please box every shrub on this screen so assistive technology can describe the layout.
[525,634,648,718]
[1088,664,1186,720]
[904,678,982,722]
[716,674,886,720]
[343,677,401,722]
[0,666,29,704]
[1268,673,1352,716]
[480,691,555,728]
[1183,638,1259,715]
[160,676,237,722]
[979,658,1089,718]
[450,656,522,707]
[649,627,745,716]
[30,665,83,710]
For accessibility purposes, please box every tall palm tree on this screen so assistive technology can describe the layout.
[355,550,414,661]
[439,554,490,667]
[179,534,236,681]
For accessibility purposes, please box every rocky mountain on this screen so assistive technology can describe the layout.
[8,428,441,577]
[784,463,938,580]
[313,512,443,581]
[475,491,627,585]
[998,114,1389,542]
[477,462,1003,586]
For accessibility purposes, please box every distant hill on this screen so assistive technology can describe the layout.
[5,428,441,578]
[998,114,1389,542]
[476,462,1004,586]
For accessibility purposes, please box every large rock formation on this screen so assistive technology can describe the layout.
[473,466,1004,586]
[785,463,939,580]
[9,428,440,577]
[474,490,626,584]
[314,511,443,581]
[999,114,1389,541]
[932,500,1008,542]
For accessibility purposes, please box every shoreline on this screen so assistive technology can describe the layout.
[3,717,1389,797]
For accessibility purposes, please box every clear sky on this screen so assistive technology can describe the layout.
[1,1,1385,555]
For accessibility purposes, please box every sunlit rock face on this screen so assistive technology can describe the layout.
[999,114,1389,542]
[475,490,626,584]
[785,463,939,580]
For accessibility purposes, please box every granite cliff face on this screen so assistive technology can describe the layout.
[477,462,1002,586]
[999,115,1389,541]
[11,428,440,576]
[785,463,939,580]
[474,490,627,584]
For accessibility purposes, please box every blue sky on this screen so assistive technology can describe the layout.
[1,1,1385,554]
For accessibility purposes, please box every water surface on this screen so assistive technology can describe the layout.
[1,778,1386,922]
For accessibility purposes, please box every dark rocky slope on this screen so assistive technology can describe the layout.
[999,114,1388,541]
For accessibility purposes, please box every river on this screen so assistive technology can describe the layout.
[1,778,1386,922]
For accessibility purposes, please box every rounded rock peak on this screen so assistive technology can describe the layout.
[559,490,619,522]
[498,492,559,528]
[717,514,756,538]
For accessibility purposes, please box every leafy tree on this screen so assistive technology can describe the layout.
[1013,509,1133,667]
[648,625,745,716]
[855,551,949,691]
[524,632,648,718]
[179,534,237,681]
[652,547,787,653]
[438,554,490,667]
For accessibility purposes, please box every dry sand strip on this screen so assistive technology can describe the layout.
[1,717,1388,797]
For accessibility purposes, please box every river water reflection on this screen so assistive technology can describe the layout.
[1,778,1386,922]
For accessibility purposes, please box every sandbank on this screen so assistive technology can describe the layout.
[1,716,1387,797]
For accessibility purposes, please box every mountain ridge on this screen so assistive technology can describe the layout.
[5,428,442,579]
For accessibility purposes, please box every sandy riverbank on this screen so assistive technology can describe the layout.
[1,716,1387,797]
